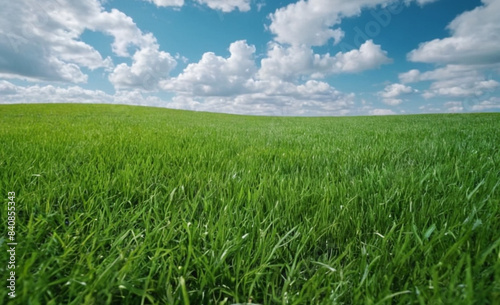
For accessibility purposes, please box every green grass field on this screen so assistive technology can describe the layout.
[1,104,499,304]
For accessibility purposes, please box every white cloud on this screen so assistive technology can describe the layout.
[0,81,111,104]
[91,10,158,58]
[268,0,345,46]
[399,69,421,83]
[418,104,441,113]
[331,40,392,73]
[143,0,251,11]
[267,0,436,47]
[161,40,256,96]
[369,108,396,115]
[0,1,110,83]
[471,97,500,111]
[259,40,391,80]
[0,80,168,107]
[382,98,403,106]
[377,83,416,105]
[196,0,251,12]
[160,40,359,116]
[399,65,499,98]
[405,0,439,5]
[379,83,414,98]
[109,46,177,90]
[403,1,500,106]
[428,79,498,98]
[0,80,18,95]
[0,0,172,85]
[144,0,185,7]
[166,82,356,116]
[408,0,500,65]
[444,101,463,113]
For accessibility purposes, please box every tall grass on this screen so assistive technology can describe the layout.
[0,104,499,304]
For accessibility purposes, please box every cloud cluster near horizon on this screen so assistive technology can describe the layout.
[0,0,499,115]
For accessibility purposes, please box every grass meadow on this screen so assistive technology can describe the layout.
[0,103,499,304]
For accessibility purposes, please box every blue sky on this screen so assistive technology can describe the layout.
[1,0,499,116]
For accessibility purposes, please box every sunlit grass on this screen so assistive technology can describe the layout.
[1,103,499,304]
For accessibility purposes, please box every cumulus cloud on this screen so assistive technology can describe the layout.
[0,79,401,116]
[404,0,439,6]
[401,1,500,106]
[418,103,442,113]
[91,10,158,58]
[398,69,421,83]
[377,83,416,105]
[109,46,177,90]
[0,79,358,116]
[268,0,345,46]
[143,0,251,11]
[0,0,110,82]
[0,80,18,95]
[259,40,391,80]
[426,79,498,98]
[471,97,500,111]
[408,0,500,65]
[196,0,251,12]
[0,81,111,104]
[161,40,256,96]
[369,108,396,115]
[0,80,169,107]
[268,0,437,47]
[443,101,463,113]
[0,0,174,86]
[399,65,499,99]
[161,40,359,115]
[144,0,185,7]
[166,81,356,116]
[329,40,392,73]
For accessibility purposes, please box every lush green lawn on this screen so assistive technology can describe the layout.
[1,104,499,304]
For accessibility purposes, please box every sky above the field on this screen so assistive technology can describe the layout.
[1,0,499,116]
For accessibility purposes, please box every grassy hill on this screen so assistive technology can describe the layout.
[1,104,499,304]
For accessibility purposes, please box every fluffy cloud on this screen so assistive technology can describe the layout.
[268,0,345,46]
[91,10,158,58]
[143,0,250,12]
[471,97,500,111]
[377,83,416,105]
[196,0,251,12]
[0,0,110,82]
[402,1,500,106]
[369,108,396,115]
[408,0,500,65]
[268,0,436,47]
[405,0,439,5]
[0,79,357,116]
[109,46,177,90]
[443,101,463,113]
[0,81,111,104]
[426,79,498,98]
[0,79,402,116]
[144,0,185,7]
[259,40,391,80]
[0,0,174,86]
[328,40,392,73]
[0,80,18,95]
[167,81,356,116]
[160,40,359,115]
[398,69,421,83]
[431,97,500,113]
[399,65,499,99]
[0,80,168,107]
[161,40,256,96]
[418,103,442,113]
